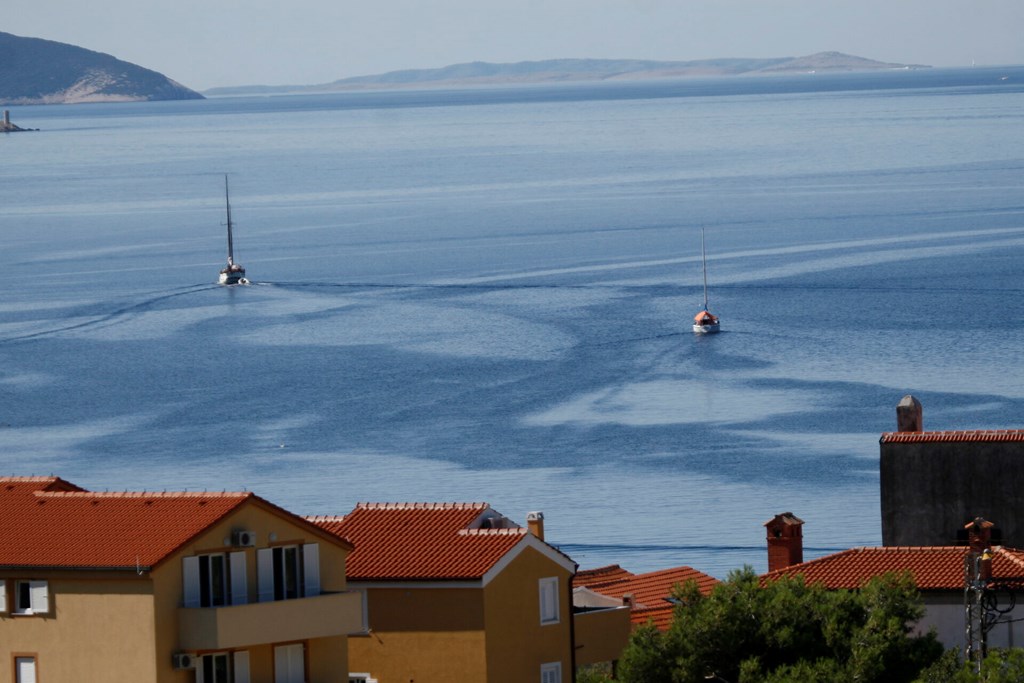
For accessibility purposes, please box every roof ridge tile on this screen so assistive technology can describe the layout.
[40,490,251,499]
[355,502,489,511]
[459,528,528,536]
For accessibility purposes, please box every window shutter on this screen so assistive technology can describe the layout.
[182,556,201,608]
[541,662,562,683]
[15,657,37,683]
[257,548,274,602]
[233,651,251,683]
[275,643,303,683]
[274,645,288,682]
[539,577,559,624]
[230,551,248,605]
[302,543,320,597]
[0,580,6,613]
[29,581,49,614]
[195,658,205,683]
[289,644,305,683]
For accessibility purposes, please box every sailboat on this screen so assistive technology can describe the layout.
[218,175,248,285]
[692,228,720,334]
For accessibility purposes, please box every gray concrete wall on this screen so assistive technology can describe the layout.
[880,441,1024,547]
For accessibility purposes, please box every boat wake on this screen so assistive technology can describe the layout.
[0,285,216,344]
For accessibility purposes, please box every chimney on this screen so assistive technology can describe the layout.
[896,395,923,433]
[966,517,994,552]
[526,511,545,541]
[622,593,635,609]
[765,512,804,572]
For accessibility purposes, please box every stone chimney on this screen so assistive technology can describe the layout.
[765,512,804,572]
[526,511,545,541]
[896,395,923,433]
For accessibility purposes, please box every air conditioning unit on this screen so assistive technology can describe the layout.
[232,530,257,547]
[172,653,197,670]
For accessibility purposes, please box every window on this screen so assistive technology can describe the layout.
[274,643,305,683]
[257,544,320,602]
[183,552,248,608]
[15,657,37,683]
[541,661,562,683]
[349,675,378,683]
[14,658,36,683]
[201,554,229,607]
[0,580,6,613]
[539,576,559,625]
[199,653,230,683]
[195,651,250,683]
[13,581,48,615]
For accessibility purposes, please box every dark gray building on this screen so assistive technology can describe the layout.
[880,396,1024,547]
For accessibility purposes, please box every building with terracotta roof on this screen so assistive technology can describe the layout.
[761,514,1024,652]
[573,563,719,632]
[881,395,1024,547]
[0,476,362,683]
[309,504,577,683]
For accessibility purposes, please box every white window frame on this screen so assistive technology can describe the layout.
[194,651,249,683]
[184,552,248,608]
[13,580,49,615]
[258,544,319,602]
[15,656,37,683]
[538,576,559,625]
[541,661,562,683]
[196,652,231,683]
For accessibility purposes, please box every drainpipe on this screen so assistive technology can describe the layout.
[569,564,578,683]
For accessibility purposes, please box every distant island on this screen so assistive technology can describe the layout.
[0,32,203,106]
[204,52,929,97]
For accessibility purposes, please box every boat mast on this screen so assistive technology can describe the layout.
[224,175,235,266]
[701,227,710,311]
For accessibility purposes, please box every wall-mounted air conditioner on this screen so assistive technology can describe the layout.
[232,530,257,547]
[172,653,197,670]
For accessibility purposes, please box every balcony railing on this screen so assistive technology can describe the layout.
[178,590,364,650]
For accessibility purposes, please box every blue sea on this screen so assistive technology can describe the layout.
[2,67,1023,576]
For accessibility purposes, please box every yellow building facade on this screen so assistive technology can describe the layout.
[312,504,577,683]
[0,477,362,683]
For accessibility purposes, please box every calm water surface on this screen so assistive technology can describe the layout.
[2,68,1023,575]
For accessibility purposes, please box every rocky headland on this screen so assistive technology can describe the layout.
[0,31,203,106]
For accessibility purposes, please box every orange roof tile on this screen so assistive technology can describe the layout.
[0,476,347,570]
[630,604,675,630]
[310,503,532,581]
[579,565,718,603]
[574,564,634,585]
[762,546,1024,591]
[881,430,1024,444]
[575,563,719,631]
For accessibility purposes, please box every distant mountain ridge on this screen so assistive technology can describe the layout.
[0,32,203,105]
[205,52,928,97]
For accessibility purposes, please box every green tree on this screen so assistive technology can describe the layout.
[616,567,944,683]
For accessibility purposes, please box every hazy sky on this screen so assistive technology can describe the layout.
[7,0,1024,91]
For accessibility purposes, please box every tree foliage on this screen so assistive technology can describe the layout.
[616,566,944,683]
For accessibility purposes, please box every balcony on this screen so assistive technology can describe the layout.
[178,591,364,650]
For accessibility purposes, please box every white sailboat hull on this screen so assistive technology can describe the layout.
[693,322,720,334]
[219,268,248,285]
